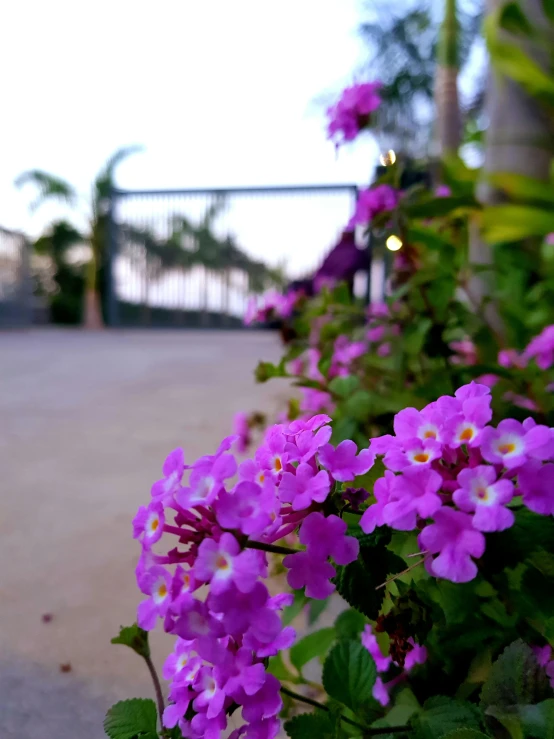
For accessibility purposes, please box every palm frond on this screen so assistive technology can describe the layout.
[14,170,77,213]
[94,145,144,201]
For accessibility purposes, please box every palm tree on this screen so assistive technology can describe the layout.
[15,145,143,328]
[358,0,484,159]
[434,0,462,157]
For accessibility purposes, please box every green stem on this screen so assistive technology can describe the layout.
[144,653,165,731]
[280,686,409,735]
[246,540,299,556]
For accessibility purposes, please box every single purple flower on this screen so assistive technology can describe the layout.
[283,551,337,599]
[193,666,227,719]
[518,461,554,516]
[163,685,194,729]
[171,600,226,641]
[318,440,375,481]
[418,508,486,583]
[278,463,331,510]
[284,425,332,464]
[177,451,237,508]
[241,673,282,723]
[136,564,173,630]
[382,466,443,530]
[194,533,260,594]
[453,465,515,531]
[523,325,554,369]
[255,425,289,478]
[286,414,332,435]
[360,470,396,533]
[216,480,278,537]
[373,677,390,706]
[480,419,553,469]
[223,648,266,698]
[384,437,442,472]
[132,500,164,547]
[151,448,185,502]
[162,639,201,684]
[299,512,360,564]
[394,405,445,444]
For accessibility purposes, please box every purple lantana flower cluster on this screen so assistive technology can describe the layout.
[244,289,304,326]
[348,185,399,229]
[326,81,382,146]
[132,416,372,738]
[362,382,554,583]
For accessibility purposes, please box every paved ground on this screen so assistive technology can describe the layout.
[0,329,292,738]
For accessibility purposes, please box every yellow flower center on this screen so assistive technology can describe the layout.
[498,442,516,455]
[460,427,474,442]
[413,452,430,463]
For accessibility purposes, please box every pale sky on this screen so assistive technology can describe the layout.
[0,0,380,275]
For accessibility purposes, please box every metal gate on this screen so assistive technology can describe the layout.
[106,185,359,328]
[0,227,33,327]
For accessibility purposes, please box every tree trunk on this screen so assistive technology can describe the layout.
[83,251,104,329]
[469,0,552,322]
[434,0,462,158]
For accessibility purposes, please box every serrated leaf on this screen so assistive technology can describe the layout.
[103,699,158,739]
[335,609,367,641]
[334,528,405,619]
[519,699,554,739]
[322,640,376,712]
[480,640,551,711]
[290,627,336,675]
[111,624,150,659]
[284,710,335,739]
[412,696,484,739]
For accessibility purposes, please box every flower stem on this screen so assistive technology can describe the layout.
[144,653,165,730]
[280,686,408,735]
[246,540,300,556]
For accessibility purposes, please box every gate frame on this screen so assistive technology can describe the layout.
[106,184,368,327]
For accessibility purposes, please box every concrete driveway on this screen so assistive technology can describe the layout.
[0,329,289,738]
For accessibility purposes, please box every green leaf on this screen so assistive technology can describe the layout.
[404,195,479,220]
[485,12,554,99]
[111,624,150,659]
[283,590,308,626]
[498,2,535,36]
[442,732,490,739]
[267,652,299,683]
[519,699,554,739]
[343,390,373,422]
[334,529,406,620]
[103,699,158,739]
[486,173,554,204]
[480,640,551,711]
[323,639,376,713]
[254,359,288,383]
[290,627,336,675]
[541,0,554,22]
[482,205,554,243]
[308,597,331,626]
[284,711,335,739]
[403,319,433,355]
[334,609,367,641]
[328,375,361,398]
[412,696,485,739]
